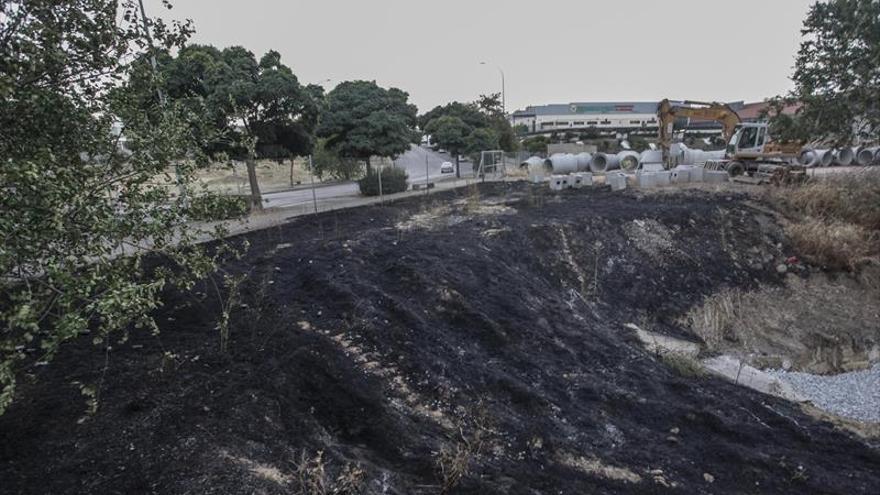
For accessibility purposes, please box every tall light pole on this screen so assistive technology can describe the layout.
[480,62,505,116]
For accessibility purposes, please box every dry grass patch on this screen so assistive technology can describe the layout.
[769,170,880,270]
[556,452,642,484]
[787,218,878,270]
[776,170,880,230]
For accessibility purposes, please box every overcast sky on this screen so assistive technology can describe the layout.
[158,0,814,113]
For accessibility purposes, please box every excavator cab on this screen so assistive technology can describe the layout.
[726,123,769,158]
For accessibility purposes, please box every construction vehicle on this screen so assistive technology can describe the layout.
[657,99,806,184]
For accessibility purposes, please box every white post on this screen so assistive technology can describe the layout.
[308,155,318,214]
[377,160,384,203]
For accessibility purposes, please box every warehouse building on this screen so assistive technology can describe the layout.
[511,102,660,135]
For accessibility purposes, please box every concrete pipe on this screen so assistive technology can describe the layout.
[869,147,880,165]
[813,149,835,167]
[853,146,874,167]
[680,148,725,167]
[589,152,620,173]
[617,150,641,172]
[798,148,818,167]
[833,148,854,166]
[575,152,593,171]
[520,156,545,173]
[543,153,579,174]
[520,156,543,168]
[669,143,688,166]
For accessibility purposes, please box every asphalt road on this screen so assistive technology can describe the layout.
[262,145,473,210]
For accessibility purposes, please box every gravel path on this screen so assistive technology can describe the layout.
[767,364,880,423]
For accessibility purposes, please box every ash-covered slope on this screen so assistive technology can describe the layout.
[1,182,877,494]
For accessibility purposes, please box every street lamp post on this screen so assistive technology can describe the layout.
[480,62,505,116]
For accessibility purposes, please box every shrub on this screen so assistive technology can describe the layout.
[661,352,704,378]
[189,194,251,221]
[358,167,408,196]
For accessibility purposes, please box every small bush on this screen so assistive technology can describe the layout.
[189,194,250,221]
[661,352,704,377]
[358,167,408,196]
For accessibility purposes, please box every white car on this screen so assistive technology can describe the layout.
[440,161,454,174]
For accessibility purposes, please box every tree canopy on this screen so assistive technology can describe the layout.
[147,44,320,206]
[425,116,471,177]
[771,0,880,143]
[317,80,417,171]
[0,0,220,415]
[420,94,517,153]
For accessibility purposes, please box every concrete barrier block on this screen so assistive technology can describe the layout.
[637,172,657,188]
[608,173,627,191]
[654,171,671,186]
[671,167,690,183]
[549,175,568,191]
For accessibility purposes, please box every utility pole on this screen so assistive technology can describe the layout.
[137,0,187,203]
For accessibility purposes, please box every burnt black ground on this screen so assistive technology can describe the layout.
[1,182,878,494]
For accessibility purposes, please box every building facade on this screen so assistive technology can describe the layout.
[511,102,660,135]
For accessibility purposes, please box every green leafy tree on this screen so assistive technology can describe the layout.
[312,139,363,180]
[771,0,880,143]
[155,45,319,210]
[466,127,499,162]
[425,116,471,177]
[513,124,530,136]
[522,135,549,154]
[418,101,486,130]
[317,80,417,173]
[0,1,222,415]
[422,95,518,152]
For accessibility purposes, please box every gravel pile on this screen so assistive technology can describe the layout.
[767,364,880,423]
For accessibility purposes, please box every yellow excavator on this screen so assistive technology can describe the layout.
[657,99,805,184]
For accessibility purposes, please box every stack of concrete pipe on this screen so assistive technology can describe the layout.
[798,148,835,167]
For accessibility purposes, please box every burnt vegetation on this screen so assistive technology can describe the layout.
[1,182,878,494]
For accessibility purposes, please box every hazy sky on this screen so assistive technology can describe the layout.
[157,0,815,113]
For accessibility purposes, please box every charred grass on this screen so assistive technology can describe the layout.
[2,182,879,494]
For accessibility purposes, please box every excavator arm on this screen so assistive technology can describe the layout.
[657,99,741,166]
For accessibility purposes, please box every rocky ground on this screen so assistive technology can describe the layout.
[1,182,878,494]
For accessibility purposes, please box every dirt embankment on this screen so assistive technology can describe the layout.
[1,182,878,494]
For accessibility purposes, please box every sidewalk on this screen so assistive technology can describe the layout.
[204,174,495,241]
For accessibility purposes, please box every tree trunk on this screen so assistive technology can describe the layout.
[365,155,372,175]
[246,159,263,211]
[455,154,460,178]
